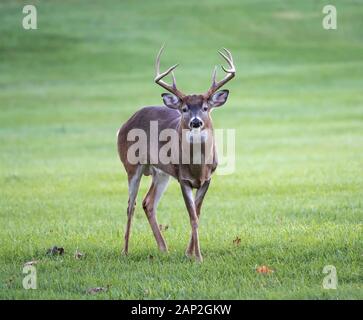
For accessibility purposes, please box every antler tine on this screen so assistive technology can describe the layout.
[154,45,185,98]
[155,63,179,82]
[222,47,234,62]
[206,48,236,97]
[171,71,177,89]
[218,49,235,73]
[211,65,217,87]
[155,45,163,76]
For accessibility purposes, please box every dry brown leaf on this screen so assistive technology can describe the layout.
[86,287,107,295]
[233,236,241,246]
[256,265,274,274]
[74,249,84,260]
[47,246,64,256]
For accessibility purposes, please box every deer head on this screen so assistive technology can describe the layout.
[154,46,236,132]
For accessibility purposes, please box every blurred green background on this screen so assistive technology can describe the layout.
[0,0,362,299]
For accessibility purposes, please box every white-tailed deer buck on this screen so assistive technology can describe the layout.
[117,46,235,262]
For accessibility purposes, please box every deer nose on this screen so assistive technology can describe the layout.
[190,118,203,129]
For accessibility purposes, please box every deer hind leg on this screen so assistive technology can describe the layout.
[142,168,170,252]
[122,165,143,255]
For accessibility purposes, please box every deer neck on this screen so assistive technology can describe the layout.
[177,124,216,188]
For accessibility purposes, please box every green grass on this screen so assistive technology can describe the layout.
[0,0,362,299]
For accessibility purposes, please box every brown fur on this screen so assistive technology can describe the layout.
[117,98,217,262]
[117,104,217,186]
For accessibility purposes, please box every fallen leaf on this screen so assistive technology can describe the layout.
[47,246,65,256]
[233,236,241,246]
[86,287,107,295]
[256,265,274,274]
[74,249,84,260]
[24,260,38,266]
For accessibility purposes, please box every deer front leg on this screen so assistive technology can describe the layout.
[180,181,203,262]
[186,180,210,257]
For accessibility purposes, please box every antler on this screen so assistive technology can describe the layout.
[154,45,185,99]
[205,48,236,97]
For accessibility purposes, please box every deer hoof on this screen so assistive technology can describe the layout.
[159,246,168,253]
[185,249,193,258]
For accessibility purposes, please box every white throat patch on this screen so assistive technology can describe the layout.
[186,128,209,144]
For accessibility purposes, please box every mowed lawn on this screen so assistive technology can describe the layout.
[0,0,362,299]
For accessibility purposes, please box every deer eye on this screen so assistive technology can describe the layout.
[182,107,188,113]
[203,106,208,112]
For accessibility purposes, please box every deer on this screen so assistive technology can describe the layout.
[117,46,235,262]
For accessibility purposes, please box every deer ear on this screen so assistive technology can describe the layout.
[162,93,182,109]
[208,90,229,108]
